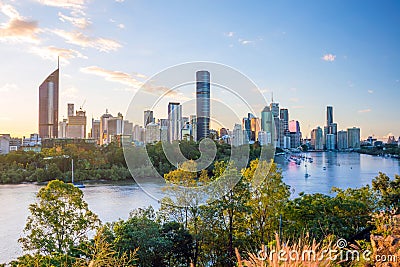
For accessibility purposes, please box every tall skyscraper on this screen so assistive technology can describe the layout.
[39,63,59,138]
[326,106,333,126]
[196,70,210,140]
[289,120,302,148]
[279,108,289,148]
[250,117,261,141]
[261,106,273,133]
[325,106,338,149]
[242,113,254,143]
[144,110,154,127]
[270,97,280,147]
[168,102,182,141]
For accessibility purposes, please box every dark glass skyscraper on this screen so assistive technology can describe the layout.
[39,65,59,139]
[196,70,210,140]
[326,106,333,126]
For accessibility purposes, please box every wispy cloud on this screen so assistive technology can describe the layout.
[80,66,178,97]
[80,66,144,88]
[35,0,88,10]
[322,53,336,62]
[0,83,18,92]
[117,23,125,29]
[224,31,234,37]
[367,89,374,94]
[0,3,41,43]
[358,109,371,113]
[239,38,253,45]
[58,11,91,28]
[30,46,87,63]
[289,97,299,102]
[52,29,121,52]
[115,0,125,2]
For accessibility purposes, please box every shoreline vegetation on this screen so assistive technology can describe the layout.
[0,141,398,185]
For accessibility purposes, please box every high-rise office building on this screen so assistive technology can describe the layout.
[242,113,254,143]
[232,123,244,147]
[123,120,133,136]
[261,106,273,134]
[289,120,301,148]
[279,108,289,148]
[144,110,154,127]
[250,117,261,141]
[133,125,143,142]
[347,127,361,149]
[0,134,10,155]
[326,134,336,150]
[58,119,68,138]
[100,110,113,145]
[66,104,87,139]
[145,122,160,143]
[196,70,210,140]
[337,130,348,150]
[270,99,280,147]
[68,103,74,117]
[39,64,59,139]
[158,119,168,142]
[327,106,333,126]
[90,119,100,143]
[270,102,280,118]
[311,127,324,150]
[258,131,272,146]
[190,115,197,141]
[168,102,182,141]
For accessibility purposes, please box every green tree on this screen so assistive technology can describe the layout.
[372,172,400,212]
[19,180,100,255]
[244,160,290,245]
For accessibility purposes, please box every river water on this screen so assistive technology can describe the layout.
[0,152,399,263]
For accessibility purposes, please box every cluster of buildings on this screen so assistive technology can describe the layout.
[309,106,362,151]
[1,63,399,155]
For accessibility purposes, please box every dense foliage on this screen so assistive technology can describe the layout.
[0,141,255,184]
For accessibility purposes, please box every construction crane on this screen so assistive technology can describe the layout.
[80,99,86,111]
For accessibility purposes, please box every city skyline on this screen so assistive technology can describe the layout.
[0,1,399,139]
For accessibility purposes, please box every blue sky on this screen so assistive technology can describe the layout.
[0,0,399,139]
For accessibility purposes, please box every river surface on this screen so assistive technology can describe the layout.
[1,152,399,263]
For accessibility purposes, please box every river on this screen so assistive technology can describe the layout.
[0,152,399,263]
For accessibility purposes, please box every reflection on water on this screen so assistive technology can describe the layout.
[277,152,400,196]
[0,152,399,263]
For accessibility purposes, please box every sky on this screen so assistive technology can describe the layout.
[0,0,399,140]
